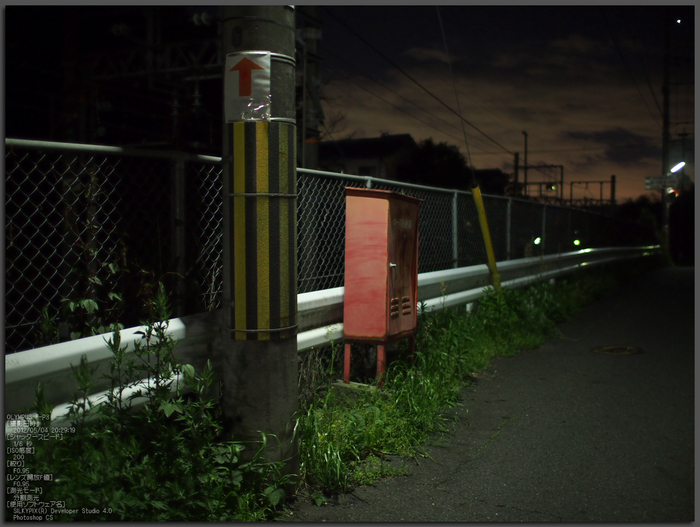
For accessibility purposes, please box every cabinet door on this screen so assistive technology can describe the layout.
[388,198,419,336]
[344,195,390,339]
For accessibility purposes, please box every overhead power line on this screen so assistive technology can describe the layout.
[599,7,662,130]
[325,66,463,143]
[323,52,504,157]
[436,6,474,169]
[620,15,663,118]
[321,7,515,157]
[321,7,624,183]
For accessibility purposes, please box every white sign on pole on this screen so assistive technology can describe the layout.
[645,175,679,190]
[224,51,271,122]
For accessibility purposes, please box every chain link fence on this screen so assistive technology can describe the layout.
[297,169,657,291]
[185,162,224,313]
[297,171,463,293]
[5,140,223,353]
[5,139,657,354]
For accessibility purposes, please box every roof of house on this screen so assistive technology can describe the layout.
[319,134,418,160]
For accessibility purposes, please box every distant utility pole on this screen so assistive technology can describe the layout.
[610,175,616,207]
[661,7,671,255]
[661,7,671,179]
[220,6,298,471]
[522,131,528,196]
[678,133,689,191]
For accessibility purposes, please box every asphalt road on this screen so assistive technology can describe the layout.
[288,265,695,522]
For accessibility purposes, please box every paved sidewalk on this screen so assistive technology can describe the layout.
[289,266,695,522]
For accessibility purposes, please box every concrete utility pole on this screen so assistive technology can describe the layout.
[220,6,298,470]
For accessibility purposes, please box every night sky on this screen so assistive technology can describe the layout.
[315,5,695,201]
[4,5,695,202]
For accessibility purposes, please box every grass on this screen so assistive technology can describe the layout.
[294,256,665,499]
[7,256,664,520]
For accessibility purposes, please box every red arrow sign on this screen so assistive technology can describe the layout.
[230,57,264,97]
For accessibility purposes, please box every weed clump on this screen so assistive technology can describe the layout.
[295,266,626,495]
[8,283,289,522]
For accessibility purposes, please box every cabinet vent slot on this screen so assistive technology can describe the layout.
[401,296,412,315]
[390,297,400,317]
[389,297,399,317]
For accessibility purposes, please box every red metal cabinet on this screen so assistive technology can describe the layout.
[343,187,421,386]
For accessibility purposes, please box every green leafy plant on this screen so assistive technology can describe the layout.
[59,257,125,341]
[9,282,290,522]
[36,304,61,346]
[60,173,127,341]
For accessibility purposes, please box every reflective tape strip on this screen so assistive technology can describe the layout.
[230,121,297,341]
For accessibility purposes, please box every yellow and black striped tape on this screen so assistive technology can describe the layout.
[229,121,297,340]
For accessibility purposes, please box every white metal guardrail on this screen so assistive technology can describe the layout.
[5,246,659,425]
[6,374,187,439]
[296,245,660,350]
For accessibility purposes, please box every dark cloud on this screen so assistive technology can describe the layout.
[507,106,561,125]
[565,128,661,166]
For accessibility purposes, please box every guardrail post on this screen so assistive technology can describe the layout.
[452,191,459,267]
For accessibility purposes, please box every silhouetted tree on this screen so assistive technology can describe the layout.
[399,138,510,194]
[614,193,663,246]
[473,168,510,195]
[615,194,662,230]
[400,138,470,190]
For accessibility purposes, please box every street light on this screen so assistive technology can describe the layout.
[670,161,685,174]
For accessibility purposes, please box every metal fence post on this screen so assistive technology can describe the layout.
[541,203,547,255]
[59,158,83,341]
[171,158,186,317]
[506,197,512,261]
[452,191,459,268]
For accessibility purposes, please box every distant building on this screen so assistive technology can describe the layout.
[319,133,512,195]
[318,133,418,181]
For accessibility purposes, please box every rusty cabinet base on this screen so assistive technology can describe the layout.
[343,334,416,388]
